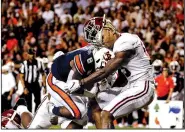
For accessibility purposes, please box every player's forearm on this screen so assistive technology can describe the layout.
[20,74,26,88]
[9,88,14,96]
[85,69,108,85]
[42,74,46,86]
[82,58,123,86]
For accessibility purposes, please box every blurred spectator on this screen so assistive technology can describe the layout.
[59,8,72,24]
[42,3,54,24]
[6,32,18,52]
[2,65,16,112]
[155,67,174,103]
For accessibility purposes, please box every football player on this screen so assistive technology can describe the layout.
[169,61,184,101]
[70,15,155,128]
[91,47,128,129]
[43,46,123,129]
[152,59,163,78]
[1,98,32,129]
[45,45,97,129]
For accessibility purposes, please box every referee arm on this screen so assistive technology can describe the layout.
[40,61,47,93]
[19,63,29,94]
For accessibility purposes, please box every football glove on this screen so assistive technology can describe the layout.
[65,80,81,94]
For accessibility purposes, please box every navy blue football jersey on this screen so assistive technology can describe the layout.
[51,45,95,82]
[171,72,184,92]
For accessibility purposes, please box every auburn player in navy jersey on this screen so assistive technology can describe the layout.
[169,61,184,100]
[46,45,126,129]
[45,45,97,128]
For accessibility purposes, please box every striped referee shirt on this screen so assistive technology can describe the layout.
[20,59,44,84]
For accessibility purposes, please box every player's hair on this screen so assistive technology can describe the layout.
[103,19,117,34]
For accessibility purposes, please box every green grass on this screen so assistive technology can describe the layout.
[50,125,61,129]
[50,125,147,129]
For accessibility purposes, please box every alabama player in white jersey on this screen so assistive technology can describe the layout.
[69,15,155,128]
[91,47,129,128]
[1,98,32,129]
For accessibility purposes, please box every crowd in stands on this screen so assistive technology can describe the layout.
[1,0,184,128]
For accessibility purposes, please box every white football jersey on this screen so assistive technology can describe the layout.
[113,33,153,82]
[1,105,32,129]
[16,105,32,117]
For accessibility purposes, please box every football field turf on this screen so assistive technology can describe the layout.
[50,125,147,129]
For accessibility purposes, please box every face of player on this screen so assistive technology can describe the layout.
[102,28,116,49]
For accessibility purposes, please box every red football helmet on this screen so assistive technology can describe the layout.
[83,15,106,46]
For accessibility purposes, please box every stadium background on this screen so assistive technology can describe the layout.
[1,0,184,129]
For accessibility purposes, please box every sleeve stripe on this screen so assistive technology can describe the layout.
[79,54,86,73]
[74,57,82,75]
[74,55,85,75]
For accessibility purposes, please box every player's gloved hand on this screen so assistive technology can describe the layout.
[65,80,81,94]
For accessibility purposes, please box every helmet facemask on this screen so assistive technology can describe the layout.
[84,15,117,47]
[83,15,105,47]
[169,61,180,72]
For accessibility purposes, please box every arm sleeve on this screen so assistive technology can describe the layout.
[113,34,139,53]
[74,54,86,75]
[73,51,95,76]
[113,42,134,53]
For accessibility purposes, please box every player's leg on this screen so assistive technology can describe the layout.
[89,98,102,129]
[49,105,75,119]
[46,73,87,120]
[58,114,88,129]
[96,87,123,128]
[21,89,32,112]
[101,80,154,128]
[28,95,52,129]
[32,82,41,112]
[66,121,83,129]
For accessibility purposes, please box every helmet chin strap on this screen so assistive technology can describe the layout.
[95,30,103,45]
